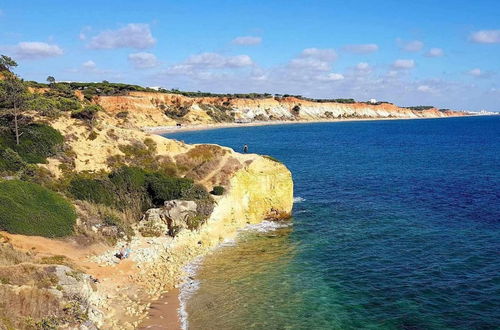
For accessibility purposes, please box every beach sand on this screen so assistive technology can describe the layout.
[139,288,182,330]
[143,115,472,136]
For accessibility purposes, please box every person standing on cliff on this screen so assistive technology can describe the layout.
[243,144,248,153]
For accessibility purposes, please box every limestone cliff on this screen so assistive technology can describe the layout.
[1,105,293,329]
[93,91,469,129]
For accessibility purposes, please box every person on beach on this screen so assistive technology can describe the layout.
[115,243,131,260]
[243,144,248,153]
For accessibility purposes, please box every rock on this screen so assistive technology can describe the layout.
[140,200,198,237]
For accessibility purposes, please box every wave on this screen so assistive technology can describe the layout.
[293,196,306,203]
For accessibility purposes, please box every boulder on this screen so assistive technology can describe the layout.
[140,200,198,237]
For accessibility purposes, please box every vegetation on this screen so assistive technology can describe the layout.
[0,75,30,145]
[404,105,435,111]
[0,122,64,164]
[68,176,116,206]
[0,180,76,237]
[0,55,17,73]
[70,104,102,124]
[0,148,27,173]
[211,185,225,196]
[199,104,235,122]
[69,165,213,212]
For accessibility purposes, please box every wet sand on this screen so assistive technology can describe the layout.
[139,288,182,330]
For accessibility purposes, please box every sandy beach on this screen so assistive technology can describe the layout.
[144,115,473,136]
[139,289,182,330]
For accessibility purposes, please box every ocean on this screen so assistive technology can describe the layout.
[165,117,500,330]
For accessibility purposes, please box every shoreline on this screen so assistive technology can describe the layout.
[143,115,477,135]
[138,220,292,330]
[138,289,181,330]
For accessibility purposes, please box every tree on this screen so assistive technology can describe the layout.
[46,76,56,85]
[0,76,29,145]
[0,55,17,73]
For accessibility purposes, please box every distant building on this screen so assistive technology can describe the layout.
[369,98,377,104]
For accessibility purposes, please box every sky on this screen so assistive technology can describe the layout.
[1,0,499,111]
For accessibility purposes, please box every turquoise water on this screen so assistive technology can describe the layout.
[166,117,500,330]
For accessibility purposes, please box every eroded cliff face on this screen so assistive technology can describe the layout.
[93,91,468,129]
[1,108,294,328]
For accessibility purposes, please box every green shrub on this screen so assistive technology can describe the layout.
[57,97,81,111]
[0,123,64,164]
[182,183,211,200]
[145,172,194,206]
[71,104,102,122]
[211,185,225,196]
[0,148,26,172]
[27,95,60,117]
[68,176,116,206]
[0,180,76,237]
[109,166,147,193]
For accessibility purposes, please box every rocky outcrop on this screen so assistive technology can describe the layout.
[0,262,104,329]
[140,200,198,237]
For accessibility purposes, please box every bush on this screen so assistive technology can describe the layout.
[71,104,102,122]
[57,97,81,111]
[0,180,76,237]
[0,123,64,164]
[0,148,26,173]
[146,172,194,206]
[27,95,60,117]
[211,186,225,196]
[68,176,116,206]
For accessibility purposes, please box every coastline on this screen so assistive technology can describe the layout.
[138,219,292,330]
[143,115,476,135]
[137,114,475,330]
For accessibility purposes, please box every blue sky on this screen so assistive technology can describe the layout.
[1,0,499,110]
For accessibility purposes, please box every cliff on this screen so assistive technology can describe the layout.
[93,91,468,129]
[0,107,293,329]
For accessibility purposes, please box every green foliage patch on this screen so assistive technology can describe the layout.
[0,123,64,164]
[0,180,76,237]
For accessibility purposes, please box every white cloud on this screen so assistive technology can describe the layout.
[13,41,63,59]
[470,30,500,44]
[232,36,262,45]
[128,52,158,69]
[317,73,344,81]
[417,85,432,92]
[356,62,370,70]
[393,59,415,69]
[468,68,482,77]
[185,53,253,68]
[342,44,379,54]
[300,48,337,61]
[400,40,424,52]
[79,26,91,41]
[288,48,337,72]
[82,60,96,69]
[88,23,156,49]
[425,48,444,57]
